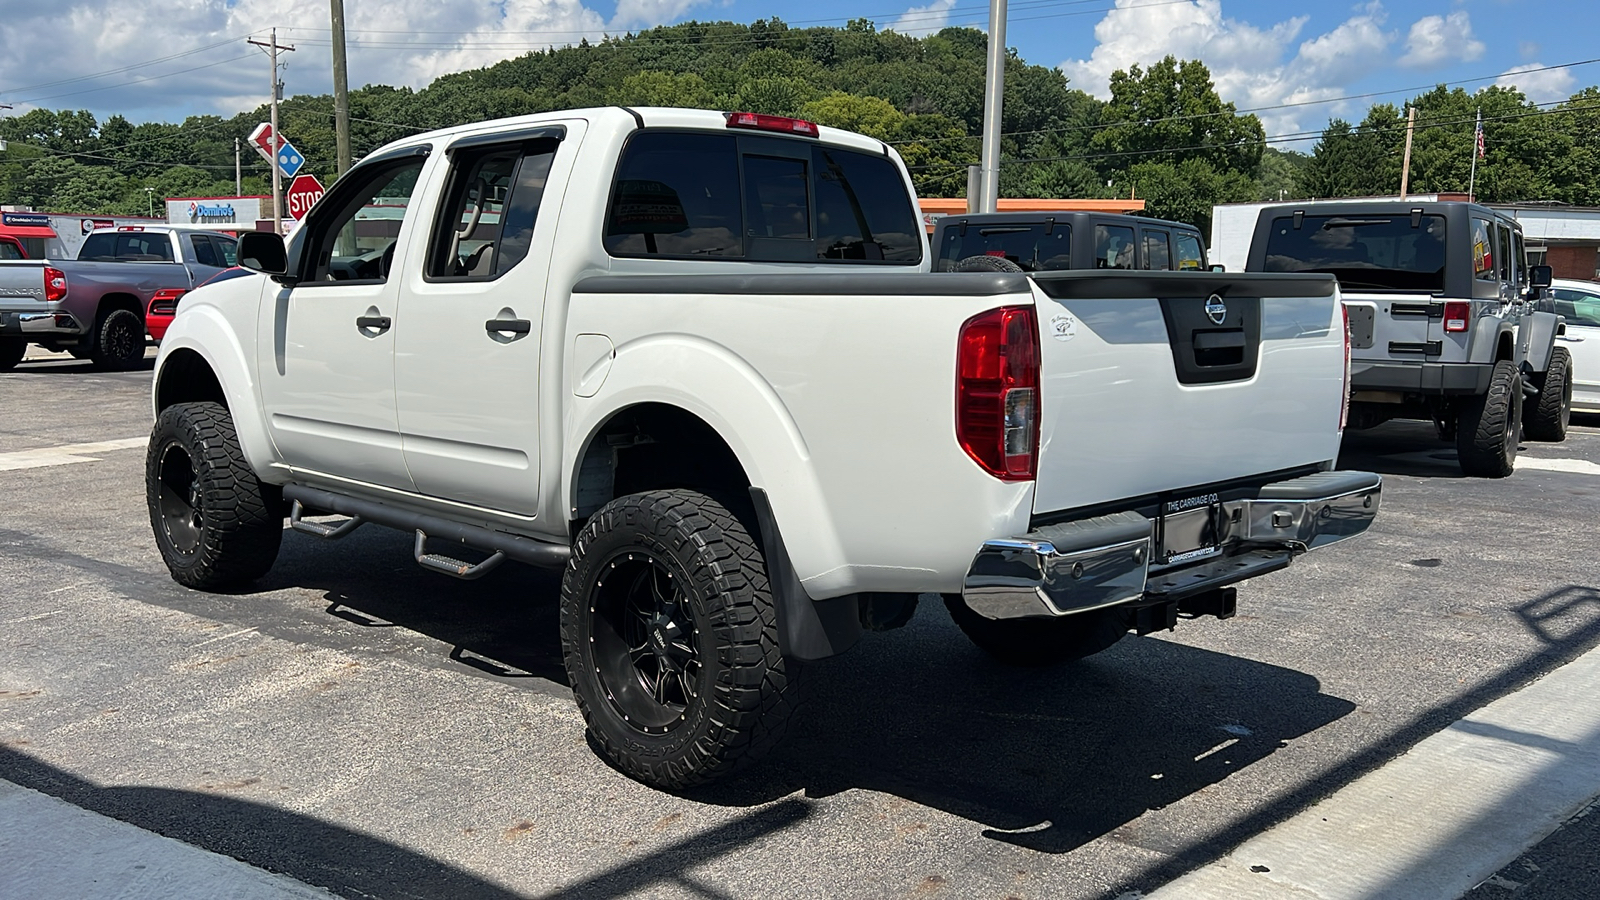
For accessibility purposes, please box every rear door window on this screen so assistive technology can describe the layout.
[1094,224,1136,269]
[1175,231,1205,270]
[191,235,220,267]
[0,240,22,260]
[213,235,238,266]
[1263,214,1447,291]
[428,141,559,280]
[605,131,921,264]
[1142,229,1171,270]
[1495,223,1514,284]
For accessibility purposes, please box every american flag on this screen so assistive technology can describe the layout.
[1474,112,1486,160]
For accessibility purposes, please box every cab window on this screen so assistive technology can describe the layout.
[1495,223,1514,284]
[605,131,921,264]
[1095,224,1136,269]
[428,141,557,280]
[1142,229,1171,270]
[191,235,220,268]
[0,239,25,260]
[1175,231,1205,270]
[304,157,426,284]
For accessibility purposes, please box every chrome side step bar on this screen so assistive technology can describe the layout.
[281,484,571,576]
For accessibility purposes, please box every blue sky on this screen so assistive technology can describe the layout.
[0,0,1594,149]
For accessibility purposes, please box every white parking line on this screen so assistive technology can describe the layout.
[0,438,146,472]
[1143,643,1600,900]
[1517,457,1600,476]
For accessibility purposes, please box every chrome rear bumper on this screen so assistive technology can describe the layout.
[961,470,1381,620]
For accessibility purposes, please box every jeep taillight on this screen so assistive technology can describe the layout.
[1340,302,1352,431]
[44,266,67,302]
[1443,300,1471,333]
[957,305,1040,481]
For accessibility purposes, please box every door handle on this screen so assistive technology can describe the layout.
[356,315,392,334]
[485,318,531,335]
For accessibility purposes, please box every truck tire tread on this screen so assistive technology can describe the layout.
[146,401,282,589]
[1456,359,1522,478]
[1523,347,1572,442]
[560,489,801,790]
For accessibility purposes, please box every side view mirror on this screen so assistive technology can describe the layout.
[238,230,288,276]
[1209,264,1226,273]
[1530,264,1552,289]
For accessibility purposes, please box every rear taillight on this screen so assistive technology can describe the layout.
[724,111,820,138]
[149,288,186,316]
[44,266,67,302]
[1340,303,1352,431]
[1443,300,1471,333]
[957,305,1040,481]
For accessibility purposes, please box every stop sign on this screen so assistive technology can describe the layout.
[285,174,325,220]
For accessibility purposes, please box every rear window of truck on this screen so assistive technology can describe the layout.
[935,223,1072,272]
[1261,214,1446,291]
[604,131,922,265]
[79,232,174,262]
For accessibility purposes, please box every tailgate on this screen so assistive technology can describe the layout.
[1342,290,1445,363]
[0,260,48,310]
[1027,271,1344,516]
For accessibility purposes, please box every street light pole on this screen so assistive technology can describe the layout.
[978,0,1008,213]
[144,187,154,219]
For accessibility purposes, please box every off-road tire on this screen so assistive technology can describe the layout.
[560,489,801,790]
[1456,359,1523,478]
[91,307,146,370]
[943,594,1133,666]
[1523,347,1572,442]
[147,401,282,589]
[0,338,25,371]
[954,254,1025,273]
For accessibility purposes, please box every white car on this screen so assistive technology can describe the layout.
[1552,278,1600,413]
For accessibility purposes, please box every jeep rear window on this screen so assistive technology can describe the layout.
[1262,214,1446,291]
[935,223,1071,272]
[605,131,921,265]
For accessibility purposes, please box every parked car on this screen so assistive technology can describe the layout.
[0,225,240,370]
[1551,278,1600,413]
[145,266,251,341]
[1217,199,1570,477]
[148,107,1380,789]
[932,210,1209,272]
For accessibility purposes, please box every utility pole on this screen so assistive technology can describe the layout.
[0,103,11,153]
[978,0,1007,213]
[234,137,241,196]
[249,29,295,234]
[330,0,351,177]
[1399,105,1416,197]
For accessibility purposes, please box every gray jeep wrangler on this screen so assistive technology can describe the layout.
[1245,201,1571,476]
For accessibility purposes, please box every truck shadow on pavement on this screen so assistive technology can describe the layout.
[0,745,814,900]
[1337,419,1480,478]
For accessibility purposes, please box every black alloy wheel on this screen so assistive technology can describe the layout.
[561,489,801,790]
[589,551,702,733]
[155,441,205,557]
[93,308,146,370]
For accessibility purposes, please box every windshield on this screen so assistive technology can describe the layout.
[936,223,1072,272]
[1261,214,1446,291]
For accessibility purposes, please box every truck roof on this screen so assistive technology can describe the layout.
[934,210,1203,233]
[367,106,889,161]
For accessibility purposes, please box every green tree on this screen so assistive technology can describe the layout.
[1091,57,1264,176]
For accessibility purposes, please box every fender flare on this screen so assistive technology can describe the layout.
[153,305,277,478]
[565,334,849,593]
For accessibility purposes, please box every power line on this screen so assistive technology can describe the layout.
[0,38,245,96]
[13,53,258,106]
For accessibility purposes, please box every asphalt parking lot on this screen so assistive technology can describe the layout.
[3,347,1599,899]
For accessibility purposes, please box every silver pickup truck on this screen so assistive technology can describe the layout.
[0,226,238,371]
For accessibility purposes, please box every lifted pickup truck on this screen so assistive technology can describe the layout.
[147,107,1381,789]
[0,225,238,370]
[1236,200,1571,476]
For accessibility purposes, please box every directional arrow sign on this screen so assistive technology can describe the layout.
[248,123,275,162]
[285,174,325,220]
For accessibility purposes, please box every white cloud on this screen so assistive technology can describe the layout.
[1399,12,1484,69]
[0,0,712,126]
[886,0,958,39]
[1496,63,1577,105]
[1058,0,1404,138]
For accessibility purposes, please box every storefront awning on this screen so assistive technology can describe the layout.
[0,224,57,238]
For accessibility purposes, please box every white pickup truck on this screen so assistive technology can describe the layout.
[146,107,1381,789]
